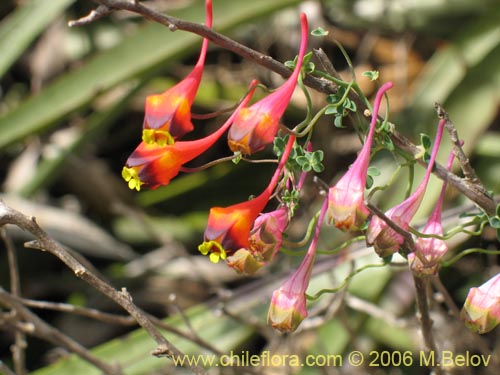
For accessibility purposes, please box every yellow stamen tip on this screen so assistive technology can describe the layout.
[122,166,143,191]
[198,241,227,263]
[142,129,175,146]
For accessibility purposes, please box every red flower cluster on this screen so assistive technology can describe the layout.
[119,1,467,334]
[122,2,309,192]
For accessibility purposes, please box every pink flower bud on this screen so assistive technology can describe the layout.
[226,206,289,274]
[409,148,457,275]
[327,82,394,231]
[366,118,446,257]
[268,198,328,332]
[461,273,500,334]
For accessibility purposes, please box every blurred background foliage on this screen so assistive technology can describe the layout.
[0,0,499,374]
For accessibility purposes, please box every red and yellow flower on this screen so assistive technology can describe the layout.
[227,13,309,155]
[199,136,296,263]
[141,0,213,146]
[122,80,258,190]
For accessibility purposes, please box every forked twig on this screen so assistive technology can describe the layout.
[0,286,121,375]
[1,228,26,375]
[0,200,208,375]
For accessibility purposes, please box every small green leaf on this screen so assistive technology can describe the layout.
[313,150,324,162]
[304,61,315,74]
[423,151,431,163]
[420,133,432,151]
[334,115,345,128]
[366,175,374,189]
[489,216,500,229]
[232,152,242,164]
[311,27,329,37]
[284,60,295,69]
[296,155,309,166]
[362,70,380,81]
[326,94,338,104]
[367,166,381,177]
[312,162,325,173]
[325,105,339,115]
[346,99,357,112]
[382,133,394,151]
[302,51,313,65]
[273,136,286,157]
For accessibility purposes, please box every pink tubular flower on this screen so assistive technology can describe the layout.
[198,136,295,263]
[141,0,213,146]
[267,197,328,333]
[461,273,500,334]
[226,206,289,274]
[122,81,257,191]
[366,118,446,258]
[409,148,457,275]
[227,13,309,155]
[327,82,394,231]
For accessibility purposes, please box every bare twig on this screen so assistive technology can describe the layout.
[430,276,494,360]
[0,287,121,375]
[390,130,497,215]
[0,201,208,375]
[344,293,409,329]
[435,102,482,185]
[430,275,461,319]
[313,48,342,79]
[20,298,135,325]
[19,296,224,357]
[71,0,337,95]
[1,228,26,375]
[412,275,442,374]
[67,4,112,27]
